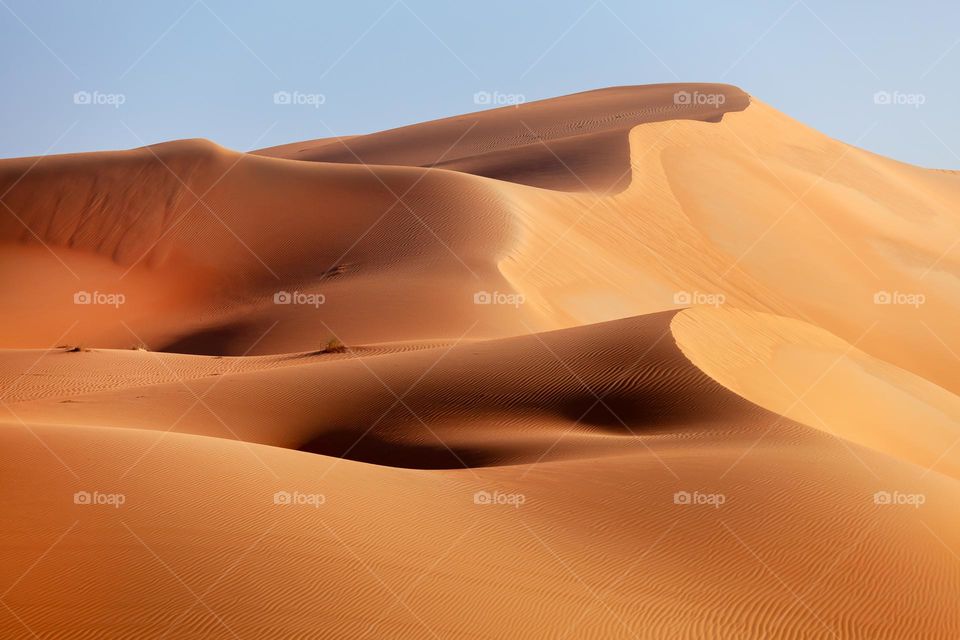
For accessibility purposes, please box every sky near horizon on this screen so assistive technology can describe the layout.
[1,0,957,167]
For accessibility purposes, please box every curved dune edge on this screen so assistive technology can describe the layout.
[671,306,960,480]
[495,97,960,397]
[0,311,780,469]
[253,83,750,192]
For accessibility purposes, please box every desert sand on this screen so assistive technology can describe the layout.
[0,83,958,638]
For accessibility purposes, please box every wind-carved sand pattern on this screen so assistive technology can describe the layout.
[0,84,958,639]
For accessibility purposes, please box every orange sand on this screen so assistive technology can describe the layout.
[0,84,958,638]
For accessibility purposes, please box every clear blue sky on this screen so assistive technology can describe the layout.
[1,0,957,167]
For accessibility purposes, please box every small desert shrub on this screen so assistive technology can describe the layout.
[323,338,347,353]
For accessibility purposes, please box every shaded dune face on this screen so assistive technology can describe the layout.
[1,312,773,469]
[1,83,960,639]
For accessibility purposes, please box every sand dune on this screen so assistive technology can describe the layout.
[254,83,750,191]
[1,311,773,468]
[1,84,959,638]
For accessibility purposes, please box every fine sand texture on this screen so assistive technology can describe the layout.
[1,84,959,639]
